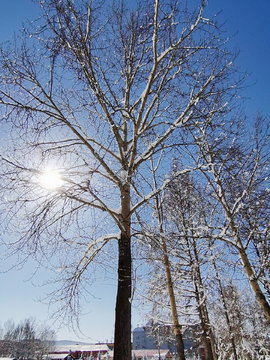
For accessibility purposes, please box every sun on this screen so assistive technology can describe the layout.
[39,170,63,190]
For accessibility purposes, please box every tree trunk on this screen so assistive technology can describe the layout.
[162,243,186,360]
[152,179,186,360]
[227,206,270,325]
[189,238,216,360]
[114,183,132,360]
[194,280,216,360]
[212,258,238,360]
[212,172,270,325]
[238,248,270,324]
[226,208,270,325]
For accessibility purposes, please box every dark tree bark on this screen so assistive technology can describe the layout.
[114,184,132,359]
[114,235,132,359]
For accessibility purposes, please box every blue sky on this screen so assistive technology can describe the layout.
[0,0,270,343]
[204,0,270,117]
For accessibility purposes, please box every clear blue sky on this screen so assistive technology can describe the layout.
[0,0,269,343]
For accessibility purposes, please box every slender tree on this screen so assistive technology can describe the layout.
[137,168,219,360]
[185,113,270,324]
[0,1,243,358]
[210,258,239,360]
[165,172,217,360]
[144,158,187,360]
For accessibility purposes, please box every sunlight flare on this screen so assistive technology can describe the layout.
[39,170,63,190]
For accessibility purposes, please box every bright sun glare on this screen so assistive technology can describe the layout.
[39,170,63,190]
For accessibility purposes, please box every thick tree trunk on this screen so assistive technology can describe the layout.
[114,234,132,360]
[114,183,132,360]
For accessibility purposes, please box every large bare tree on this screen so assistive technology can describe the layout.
[0,0,241,358]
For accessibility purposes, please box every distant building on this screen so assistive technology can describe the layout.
[47,344,111,360]
[47,342,173,360]
[132,349,172,359]
[132,325,201,358]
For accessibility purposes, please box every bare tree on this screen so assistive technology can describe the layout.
[165,171,217,360]
[136,167,219,360]
[0,0,242,358]
[0,318,55,360]
[145,321,175,357]
[210,257,240,360]
[208,271,270,360]
[242,293,270,358]
[185,113,270,324]
[140,158,187,360]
